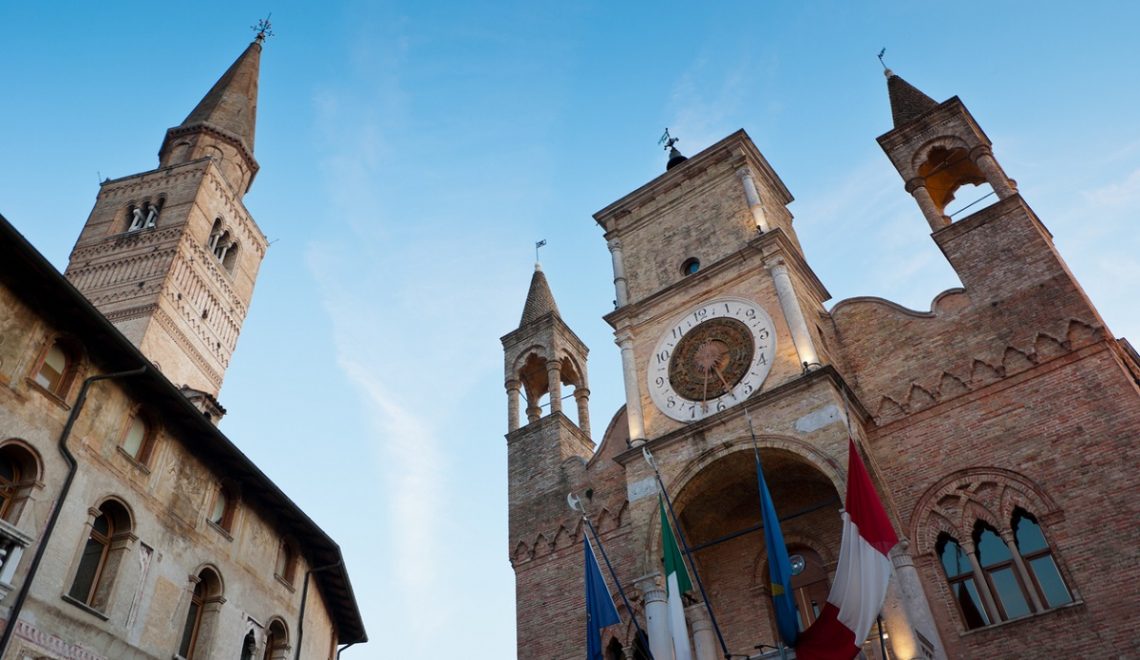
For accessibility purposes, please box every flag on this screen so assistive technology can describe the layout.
[660,497,693,660]
[756,450,799,647]
[585,535,621,660]
[795,439,899,660]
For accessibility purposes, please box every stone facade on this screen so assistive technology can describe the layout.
[504,73,1140,659]
[0,39,365,660]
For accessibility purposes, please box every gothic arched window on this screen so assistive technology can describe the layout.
[936,533,990,629]
[974,522,1032,620]
[0,442,40,524]
[1012,509,1073,609]
[262,620,288,660]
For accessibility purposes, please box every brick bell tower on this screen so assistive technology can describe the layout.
[64,37,270,406]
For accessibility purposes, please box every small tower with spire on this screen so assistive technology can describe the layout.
[64,38,271,407]
[877,68,1019,231]
[501,262,595,553]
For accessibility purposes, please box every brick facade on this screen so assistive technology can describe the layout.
[504,75,1140,659]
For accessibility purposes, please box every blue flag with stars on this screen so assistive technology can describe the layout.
[585,535,621,659]
[757,450,800,647]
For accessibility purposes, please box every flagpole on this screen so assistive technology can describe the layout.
[570,493,654,659]
[644,447,732,660]
[584,515,654,659]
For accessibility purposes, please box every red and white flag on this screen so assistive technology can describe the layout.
[795,439,899,660]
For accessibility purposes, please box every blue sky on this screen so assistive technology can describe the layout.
[2,2,1138,657]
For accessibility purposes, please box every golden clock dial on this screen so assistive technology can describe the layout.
[647,297,777,422]
[668,318,754,401]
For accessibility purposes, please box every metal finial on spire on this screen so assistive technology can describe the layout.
[878,48,893,78]
[659,128,688,171]
[535,239,547,267]
[252,14,274,43]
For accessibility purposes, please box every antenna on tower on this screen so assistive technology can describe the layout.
[252,14,275,43]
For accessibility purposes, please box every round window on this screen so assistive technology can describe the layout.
[681,258,700,276]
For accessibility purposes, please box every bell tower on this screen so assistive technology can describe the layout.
[63,38,270,402]
[501,264,594,550]
[876,68,1019,231]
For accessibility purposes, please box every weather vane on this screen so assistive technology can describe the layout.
[535,239,547,263]
[252,14,275,43]
[877,48,888,71]
[658,128,680,151]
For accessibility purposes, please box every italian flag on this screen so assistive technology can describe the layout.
[660,498,693,660]
[795,439,899,660]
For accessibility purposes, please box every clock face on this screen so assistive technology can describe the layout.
[647,297,777,422]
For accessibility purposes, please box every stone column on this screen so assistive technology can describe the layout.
[616,329,647,444]
[737,167,771,232]
[574,388,592,436]
[635,574,671,660]
[526,390,542,424]
[906,179,950,231]
[506,379,521,432]
[685,602,717,660]
[546,359,563,414]
[971,147,1017,199]
[1000,530,1043,612]
[608,238,630,307]
[964,547,1000,623]
[766,257,820,370]
[887,541,947,659]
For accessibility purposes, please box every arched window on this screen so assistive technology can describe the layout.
[33,339,78,397]
[221,241,239,273]
[1012,509,1073,609]
[179,567,223,659]
[240,631,256,660]
[120,413,155,464]
[262,620,288,660]
[936,534,990,629]
[0,442,40,524]
[208,485,236,533]
[974,522,1031,620]
[67,500,132,611]
[274,541,296,585]
[605,637,624,660]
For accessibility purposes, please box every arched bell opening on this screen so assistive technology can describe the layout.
[917,145,991,216]
[666,447,843,654]
[511,351,590,433]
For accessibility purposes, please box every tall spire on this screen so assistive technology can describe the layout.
[884,69,939,128]
[519,263,561,327]
[181,41,262,153]
[159,40,263,194]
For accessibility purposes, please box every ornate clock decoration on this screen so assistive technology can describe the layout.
[647,297,777,422]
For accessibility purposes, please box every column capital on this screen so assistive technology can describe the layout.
[505,378,521,390]
[573,387,591,399]
[969,144,994,161]
[633,573,665,602]
[735,166,754,180]
[904,177,927,194]
[614,328,636,346]
[546,358,563,370]
[607,237,623,251]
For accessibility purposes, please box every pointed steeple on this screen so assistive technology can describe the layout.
[181,41,261,153]
[885,69,939,127]
[159,40,263,194]
[519,263,560,327]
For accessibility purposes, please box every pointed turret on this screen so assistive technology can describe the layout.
[885,69,939,127]
[519,263,561,327]
[159,40,263,194]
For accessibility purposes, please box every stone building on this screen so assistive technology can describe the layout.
[0,37,367,659]
[503,70,1140,658]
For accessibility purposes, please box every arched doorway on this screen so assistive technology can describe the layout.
[670,446,842,655]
